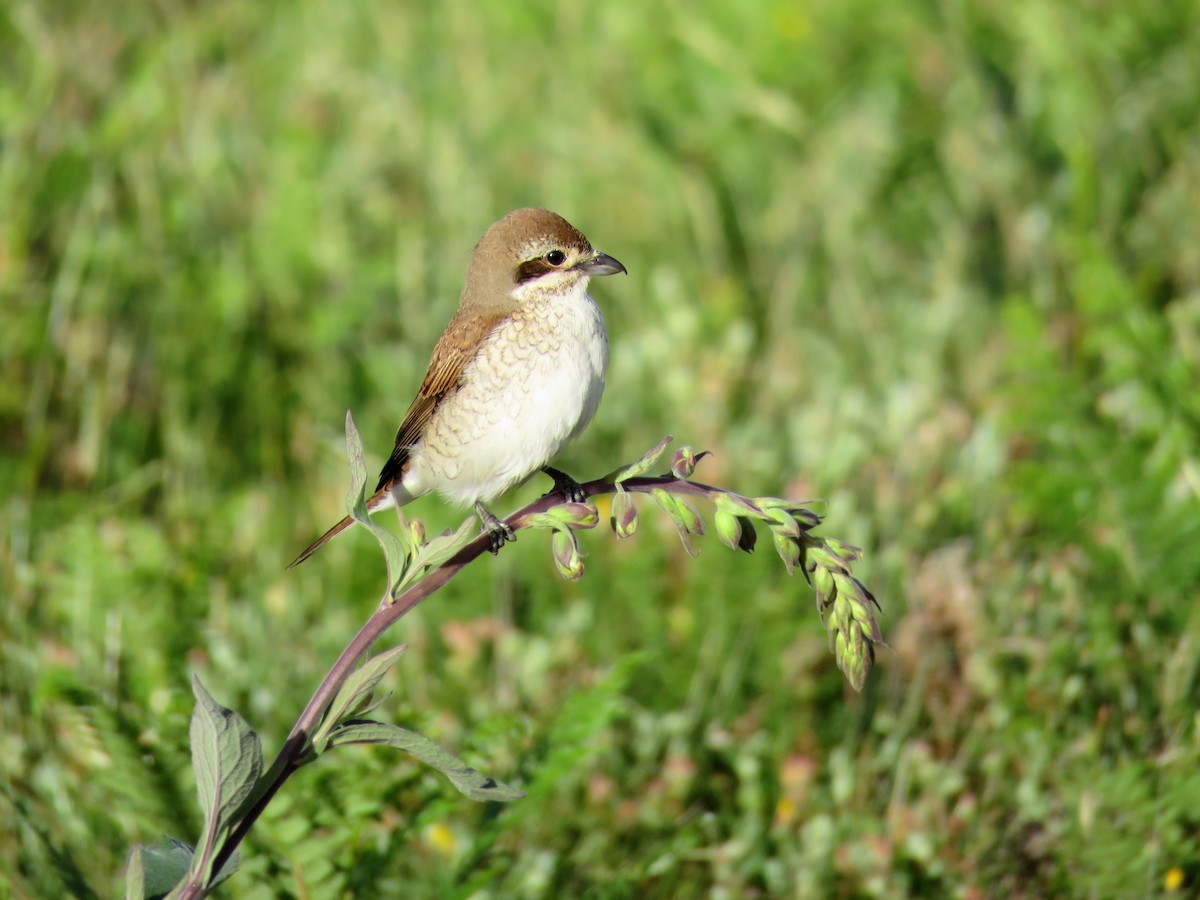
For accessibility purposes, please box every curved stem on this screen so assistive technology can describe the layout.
[181,473,708,897]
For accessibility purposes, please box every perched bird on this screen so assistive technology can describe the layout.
[289,208,626,567]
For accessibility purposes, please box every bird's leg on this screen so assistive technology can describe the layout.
[541,466,588,503]
[474,501,516,554]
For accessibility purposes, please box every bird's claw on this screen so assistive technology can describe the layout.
[475,503,517,555]
[542,466,588,503]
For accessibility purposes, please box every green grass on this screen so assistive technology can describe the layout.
[3,0,1199,896]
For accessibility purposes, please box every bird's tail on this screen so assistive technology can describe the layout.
[288,489,391,569]
[287,515,355,568]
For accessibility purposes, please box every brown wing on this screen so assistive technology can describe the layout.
[375,309,503,492]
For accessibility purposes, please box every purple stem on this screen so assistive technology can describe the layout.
[179,473,725,898]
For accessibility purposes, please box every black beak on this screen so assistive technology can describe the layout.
[581,252,627,277]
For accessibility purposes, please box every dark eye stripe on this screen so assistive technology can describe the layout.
[515,257,555,284]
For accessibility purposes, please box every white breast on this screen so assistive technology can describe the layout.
[399,281,608,507]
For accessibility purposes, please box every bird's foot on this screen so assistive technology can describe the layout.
[542,466,588,503]
[475,502,516,555]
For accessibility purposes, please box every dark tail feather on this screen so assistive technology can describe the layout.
[288,515,355,569]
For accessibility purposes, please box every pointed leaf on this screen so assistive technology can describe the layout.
[124,845,146,900]
[190,679,264,830]
[314,644,409,749]
[612,435,673,482]
[394,515,478,594]
[325,720,525,802]
[128,836,238,900]
[129,837,191,899]
[189,678,263,883]
[344,412,411,592]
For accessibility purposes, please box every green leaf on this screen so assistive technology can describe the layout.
[188,677,264,884]
[612,435,673,482]
[124,845,147,900]
[127,836,239,899]
[140,838,193,898]
[129,837,189,900]
[344,412,411,593]
[325,720,525,802]
[313,644,409,750]
[394,514,479,594]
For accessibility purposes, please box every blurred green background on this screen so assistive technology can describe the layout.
[3,0,1199,896]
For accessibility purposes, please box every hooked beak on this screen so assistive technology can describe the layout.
[580,251,627,277]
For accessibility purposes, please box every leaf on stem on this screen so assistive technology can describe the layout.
[313,644,409,750]
[393,515,478,595]
[344,412,411,594]
[125,836,238,900]
[612,435,673,482]
[325,720,525,802]
[188,678,263,886]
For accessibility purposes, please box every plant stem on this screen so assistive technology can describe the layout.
[181,474,721,897]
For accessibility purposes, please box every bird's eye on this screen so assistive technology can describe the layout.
[545,250,567,267]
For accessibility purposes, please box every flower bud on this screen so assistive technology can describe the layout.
[734,515,758,553]
[551,528,584,581]
[669,447,710,479]
[812,564,835,602]
[409,518,427,548]
[824,538,862,563]
[763,506,802,539]
[548,502,599,529]
[714,509,743,551]
[772,531,801,575]
[610,490,639,539]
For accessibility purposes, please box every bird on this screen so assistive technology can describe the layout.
[289,208,626,567]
